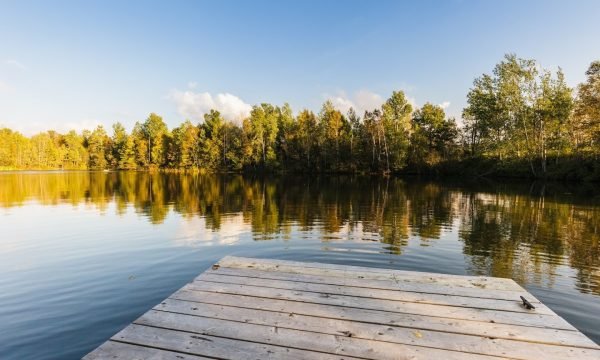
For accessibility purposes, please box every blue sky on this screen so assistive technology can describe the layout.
[1,0,599,134]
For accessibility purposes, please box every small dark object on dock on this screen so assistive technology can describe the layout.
[520,296,536,310]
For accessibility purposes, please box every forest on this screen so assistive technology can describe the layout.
[1,54,599,180]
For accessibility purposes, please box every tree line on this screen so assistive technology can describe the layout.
[1,54,599,178]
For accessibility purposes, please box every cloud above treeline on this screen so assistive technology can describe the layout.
[327,91,451,116]
[169,89,252,124]
[328,90,383,115]
[326,90,418,115]
[439,101,451,109]
[167,85,451,124]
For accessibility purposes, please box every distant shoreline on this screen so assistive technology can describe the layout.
[2,156,599,183]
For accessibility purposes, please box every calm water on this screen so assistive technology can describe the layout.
[1,172,599,359]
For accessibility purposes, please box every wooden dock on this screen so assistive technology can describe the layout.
[84,256,600,359]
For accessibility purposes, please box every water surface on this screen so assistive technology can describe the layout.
[1,172,599,359]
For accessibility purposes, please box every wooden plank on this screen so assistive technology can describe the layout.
[217,256,524,291]
[83,341,211,360]
[170,289,598,348]
[155,299,600,359]
[85,256,598,359]
[186,281,573,330]
[136,309,501,360]
[111,324,358,360]
[209,266,541,302]
[196,272,549,314]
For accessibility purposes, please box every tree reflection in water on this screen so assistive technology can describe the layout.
[1,171,598,295]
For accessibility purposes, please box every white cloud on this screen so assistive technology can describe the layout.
[169,89,252,124]
[5,59,26,70]
[0,80,13,93]
[439,101,451,110]
[325,90,383,115]
[187,81,198,89]
[326,90,415,115]
[354,90,384,113]
[329,92,355,114]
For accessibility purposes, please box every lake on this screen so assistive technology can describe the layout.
[1,171,599,359]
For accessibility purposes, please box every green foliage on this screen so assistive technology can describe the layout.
[382,91,413,170]
[86,125,109,169]
[317,100,346,170]
[573,61,600,152]
[117,136,137,170]
[244,104,280,169]
[142,113,168,167]
[291,109,318,169]
[202,110,225,169]
[61,130,88,169]
[171,120,199,168]
[410,103,458,169]
[0,55,598,181]
[111,122,128,168]
[464,54,575,176]
[130,121,148,168]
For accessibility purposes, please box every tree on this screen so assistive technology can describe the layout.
[347,107,362,170]
[202,110,225,169]
[223,122,244,170]
[463,74,499,156]
[0,56,594,179]
[363,109,384,171]
[30,132,61,168]
[463,54,574,176]
[60,130,87,169]
[295,109,317,168]
[0,128,30,168]
[317,100,346,170]
[131,122,149,168]
[533,69,573,172]
[142,113,168,167]
[413,103,445,145]
[117,136,137,170]
[276,103,294,166]
[382,91,413,171]
[411,103,458,168]
[244,104,279,169]
[86,125,109,169]
[171,120,199,168]
[573,61,600,153]
[111,122,128,168]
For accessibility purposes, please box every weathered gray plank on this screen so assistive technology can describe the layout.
[83,341,210,360]
[186,281,573,330]
[218,256,524,291]
[156,298,600,359]
[111,324,358,360]
[209,266,541,302]
[84,256,598,359]
[196,272,549,314]
[136,310,501,360]
[169,289,597,348]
